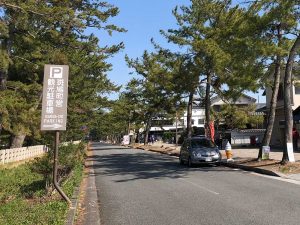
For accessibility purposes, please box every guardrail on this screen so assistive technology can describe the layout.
[0,145,47,165]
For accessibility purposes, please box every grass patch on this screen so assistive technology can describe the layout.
[0,199,67,225]
[0,143,86,225]
[0,164,45,201]
[279,165,295,174]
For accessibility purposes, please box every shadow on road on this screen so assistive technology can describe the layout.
[85,148,240,183]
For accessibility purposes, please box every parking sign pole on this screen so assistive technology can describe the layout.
[53,131,71,205]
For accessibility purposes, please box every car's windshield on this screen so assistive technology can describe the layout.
[191,139,216,148]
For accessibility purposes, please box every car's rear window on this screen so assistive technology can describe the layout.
[191,139,216,148]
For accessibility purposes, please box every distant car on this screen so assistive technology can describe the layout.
[179,136,221,166]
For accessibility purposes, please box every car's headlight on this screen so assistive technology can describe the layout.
[192,152,201,158]
[211,151,217,156]
[212,152,220,158]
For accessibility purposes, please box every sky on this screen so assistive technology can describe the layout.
[96,0,266,103]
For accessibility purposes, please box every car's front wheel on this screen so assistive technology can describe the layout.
[188,157,193,167]
[179,155,184,165]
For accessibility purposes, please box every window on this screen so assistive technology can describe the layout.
[191,119,195,125]
[295,85,300,95]
[198,119,204,124]
[191,139,216,148]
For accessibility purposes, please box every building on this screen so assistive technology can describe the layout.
[182,105,206,128]
[211,94,257,112]
[148,93,263,143]
[265,72,300,147]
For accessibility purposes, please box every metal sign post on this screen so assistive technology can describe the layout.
[54,131,71,204]
[41,65,71,204]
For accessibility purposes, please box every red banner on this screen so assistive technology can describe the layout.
[209,121,215,142]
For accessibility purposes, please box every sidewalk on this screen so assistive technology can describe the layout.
[132,142,300,181]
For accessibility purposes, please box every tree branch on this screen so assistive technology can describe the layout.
[0,2,45,16]
[13,56,39,68]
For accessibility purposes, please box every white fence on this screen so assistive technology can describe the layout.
[0,145,47,165]
[230,129,265,146]
[0,140,81,165]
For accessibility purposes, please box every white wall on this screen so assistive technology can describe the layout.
[183,108,206,127]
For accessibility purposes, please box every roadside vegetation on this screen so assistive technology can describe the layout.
[0,1,124,148]
[0,142,86,225]
[0,1,123,223]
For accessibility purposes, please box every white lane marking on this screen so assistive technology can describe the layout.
[251,173,300,185]
[179,178,220,195]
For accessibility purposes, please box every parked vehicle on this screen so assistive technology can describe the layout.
[179,136,221,166]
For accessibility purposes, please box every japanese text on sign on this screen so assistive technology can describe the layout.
[41,65,69,131]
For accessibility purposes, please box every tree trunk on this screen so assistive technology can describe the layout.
[144,114,152,145]
[10,134,26,148]
[205,72,212,138]
[187,91,193,138]
[258,56,281,160]
[136,128,141,143]
[0,71,7,90]
[258,25,282,160]
[282,35,300,163]
[9,91,43,148]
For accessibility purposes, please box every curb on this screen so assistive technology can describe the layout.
[135,145,287,179]
[65,187,80,225]
[219,161,284,177]
[130,145,295,181]
[145,148,179,157]
[134,146,180,156]
[65,142,97,225]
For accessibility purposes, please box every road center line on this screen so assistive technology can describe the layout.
[179,178,220,195]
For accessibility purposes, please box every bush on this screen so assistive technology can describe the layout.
[162,132,174,143]
[29,142,86,193]
[29,155,52,192]
[0,142,87,225]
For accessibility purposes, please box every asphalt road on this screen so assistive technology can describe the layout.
[88,143,300,225]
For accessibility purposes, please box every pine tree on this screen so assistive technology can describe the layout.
[0,1,125,147]
[161,0,264,139]
[125,51,183,144]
